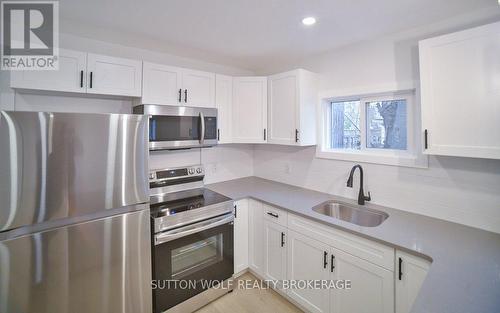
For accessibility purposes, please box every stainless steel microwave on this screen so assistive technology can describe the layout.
[133,105,217,150]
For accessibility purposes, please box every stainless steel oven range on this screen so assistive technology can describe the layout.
[149,165,234,313]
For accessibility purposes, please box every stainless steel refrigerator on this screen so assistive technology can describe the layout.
[0,111,152,313]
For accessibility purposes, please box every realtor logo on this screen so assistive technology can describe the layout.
[1,1,59,70]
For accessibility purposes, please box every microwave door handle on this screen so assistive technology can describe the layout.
[154,214,233,245]
[199,112,205,145]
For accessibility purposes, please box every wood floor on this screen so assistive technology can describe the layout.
[195,273,303,313]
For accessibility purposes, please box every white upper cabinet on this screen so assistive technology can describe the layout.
[215,74,233,143]
[141,63,215,107]
[142,62,183,105]
[11,50,142,97]
[419,22,500,159]
[268,69,318,146]
[86,53,142,97]
[395,251,430,313]
[11,49,87,93]
[232,77,268,143]
[182,69,216,107]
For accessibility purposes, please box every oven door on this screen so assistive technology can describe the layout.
[152,213,234,313]
[147,106,217,150]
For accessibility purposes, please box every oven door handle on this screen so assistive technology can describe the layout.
[154,214,233,245]
[199,111,206,145]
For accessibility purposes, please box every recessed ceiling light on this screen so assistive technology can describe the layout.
[302,17,316,26]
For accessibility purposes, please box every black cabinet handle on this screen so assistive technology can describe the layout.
[331,255,335,272]
[295,129,299,143]
[234,204,237,219]
[398,257,403,280]
[217,129,220,141]
[178,89,182,102]
[184,89,188,103]
[281,232,285,247]
[89,72,93,88]
[80,70,83,88]
[424,129,428,149]
[267,212,278,218]
[264,129,266,141]
[323,251,328,269]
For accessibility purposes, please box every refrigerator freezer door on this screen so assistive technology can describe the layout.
[0,208,152,313]
[0,111,149,232]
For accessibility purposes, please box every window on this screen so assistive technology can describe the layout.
[318,90,427,168]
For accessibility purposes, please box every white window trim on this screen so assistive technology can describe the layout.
[316,89,428,168]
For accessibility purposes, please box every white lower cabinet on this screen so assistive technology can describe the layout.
[245,199,429,313]
[234,199,249,275]
[395,251,430,313]
[331,247,394,313]
[287,230,331,313]
[263,220,287,282]
[248,199,265,277]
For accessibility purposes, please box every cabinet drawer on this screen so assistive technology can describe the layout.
[288,213,394,271]
[263,204,287,227]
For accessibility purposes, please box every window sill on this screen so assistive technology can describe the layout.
[316,148,429,168]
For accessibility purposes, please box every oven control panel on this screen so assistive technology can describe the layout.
[149,165,204,183]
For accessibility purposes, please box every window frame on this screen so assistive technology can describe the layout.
[317,90,428,168]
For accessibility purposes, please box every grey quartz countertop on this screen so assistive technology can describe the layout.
[206,176,500,313]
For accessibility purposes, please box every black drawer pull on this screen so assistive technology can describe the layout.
[267,212,279,218]
[281,232,285,247]
[89,72,93,88]
[234,205,237,219]
[178,89,182,102]
[80,70,83,88]
[331,255,335,272]
[323,251,328,269]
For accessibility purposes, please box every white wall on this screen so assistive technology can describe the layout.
[252,10,500,234]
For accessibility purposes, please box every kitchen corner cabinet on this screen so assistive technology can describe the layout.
[215,74,233,143]
[395,250,430,313]
[233,199,249,275]
[419,21,500,159]
[232,77,268,143]
[267,69,318,146]
[142,62,215,107]
[11,49,142,97]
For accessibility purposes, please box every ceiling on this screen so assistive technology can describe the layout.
[59,0,499,71]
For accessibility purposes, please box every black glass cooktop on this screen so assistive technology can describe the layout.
[150,188,232,218]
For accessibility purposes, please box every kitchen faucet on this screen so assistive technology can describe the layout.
[346,164,371,205]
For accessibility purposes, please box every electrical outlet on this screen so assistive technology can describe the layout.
[285,163,292,174]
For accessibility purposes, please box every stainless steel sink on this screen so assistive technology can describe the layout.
[312,201,388,227]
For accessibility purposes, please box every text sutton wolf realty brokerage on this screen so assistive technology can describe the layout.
[1,1,59,70]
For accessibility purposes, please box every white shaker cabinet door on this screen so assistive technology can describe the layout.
[86,53,142,97]
[287,230,331,313]
[142,62,183,105]
[331,248,394,313]
[419,21,500,159]
[182,69,215,108]
[232,77,268,143]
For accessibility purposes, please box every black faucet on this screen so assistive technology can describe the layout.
[346,164,371,205]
